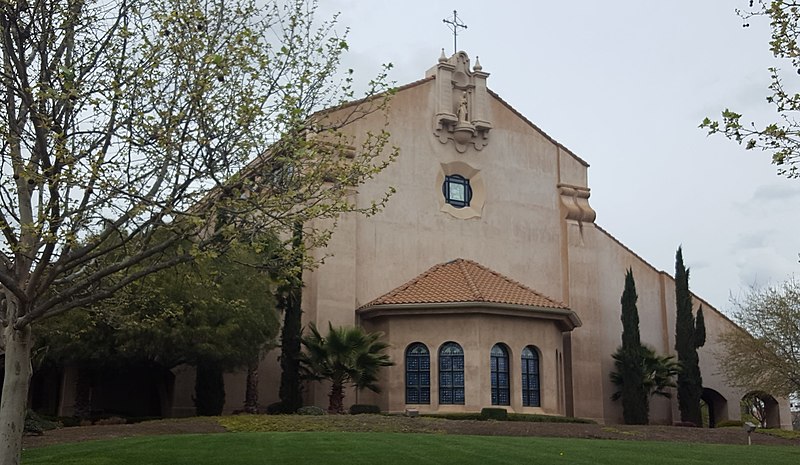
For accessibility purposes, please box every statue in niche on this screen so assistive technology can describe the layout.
[457,91,469,123]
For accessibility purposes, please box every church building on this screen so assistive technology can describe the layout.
[262,51,791,427]
[47,51,792,428]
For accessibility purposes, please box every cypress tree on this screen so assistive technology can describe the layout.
[674,247,705,426]
[277,224,304,413]
[615,268,649,424]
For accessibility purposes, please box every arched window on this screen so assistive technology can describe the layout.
[405,343,430,404]
[522,346,540,407]
[439,342,465,405]
[491,344,510,405]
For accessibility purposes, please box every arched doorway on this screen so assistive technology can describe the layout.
[741,391,782,428]
[701,388,728,428]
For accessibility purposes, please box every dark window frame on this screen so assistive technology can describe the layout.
[405,343,431,404]
[439,342,465,405]
[442,174,472,208]
[491,344,510,406]
[521,346,541,407]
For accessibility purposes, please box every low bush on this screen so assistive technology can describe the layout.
[349,404,380,415]
[479,408,508,421]
[24,411,59,435]
[266,401,295,415]
[297,406,326,416]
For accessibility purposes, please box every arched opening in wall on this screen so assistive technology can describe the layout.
[700,388,728,428]
[741,391,782,428]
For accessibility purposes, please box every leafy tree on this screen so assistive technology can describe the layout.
[36,239,280,416]
[718,279,800,398]
[611,269,649,424]
[300,323,393,414]
[674,247,706,426]
[701,1,800,178]
[0,0,395,460]
[741,392,770,428]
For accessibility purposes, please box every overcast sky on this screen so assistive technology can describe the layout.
[316,0,800,314]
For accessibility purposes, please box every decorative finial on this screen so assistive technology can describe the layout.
[439,48,447,63]
[442,10,467,55]
[473,56,482,71]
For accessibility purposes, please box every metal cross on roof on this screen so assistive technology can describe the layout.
[442,10,467,55]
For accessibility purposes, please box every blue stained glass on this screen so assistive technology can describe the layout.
[498,358,507,371]
[406,343,430,405]
[439,343,465,405]
[454,389,465,404]
[491,392,498,404]
[440,357,452,371]
[498,373,508,387]
[440,372,452,387]
[441,390,452,403]
[491,358,497,371]
[491,376,497,388]
[521,345,541,407]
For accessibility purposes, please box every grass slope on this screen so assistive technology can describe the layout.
[23,432,800,465]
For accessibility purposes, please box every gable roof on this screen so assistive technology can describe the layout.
[359,258,568,310]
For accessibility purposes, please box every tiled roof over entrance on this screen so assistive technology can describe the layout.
[360,259,568,310]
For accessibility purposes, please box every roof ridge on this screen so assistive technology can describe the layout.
[458,259,484,301]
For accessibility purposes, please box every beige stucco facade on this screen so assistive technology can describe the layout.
[182,52,792,427]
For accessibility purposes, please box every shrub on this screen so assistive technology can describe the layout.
[297,406,326,415]
[24,411,59,435]
[716,420,745,428]
[266,401,295,414]
[480,408,508,421]
[349,404,381,415]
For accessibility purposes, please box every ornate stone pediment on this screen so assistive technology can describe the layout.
[427,51,492,153]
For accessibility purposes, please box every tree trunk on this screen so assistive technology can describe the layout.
[0,324,33,465]
[243,359,259,414]
[328,381,344,414]
[73,366,92,420]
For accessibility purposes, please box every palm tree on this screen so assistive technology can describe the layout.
[611,345,681,422]
[300,323,394,413]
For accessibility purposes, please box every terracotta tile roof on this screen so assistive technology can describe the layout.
[360,259,568,310]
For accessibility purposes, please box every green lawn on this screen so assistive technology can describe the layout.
[23,432,800,465]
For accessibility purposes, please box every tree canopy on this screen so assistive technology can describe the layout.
[701,0,800,178]
[718,279,800,398]
[0,0,396,461]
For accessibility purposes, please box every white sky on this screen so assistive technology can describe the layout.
[316,0,800,314]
